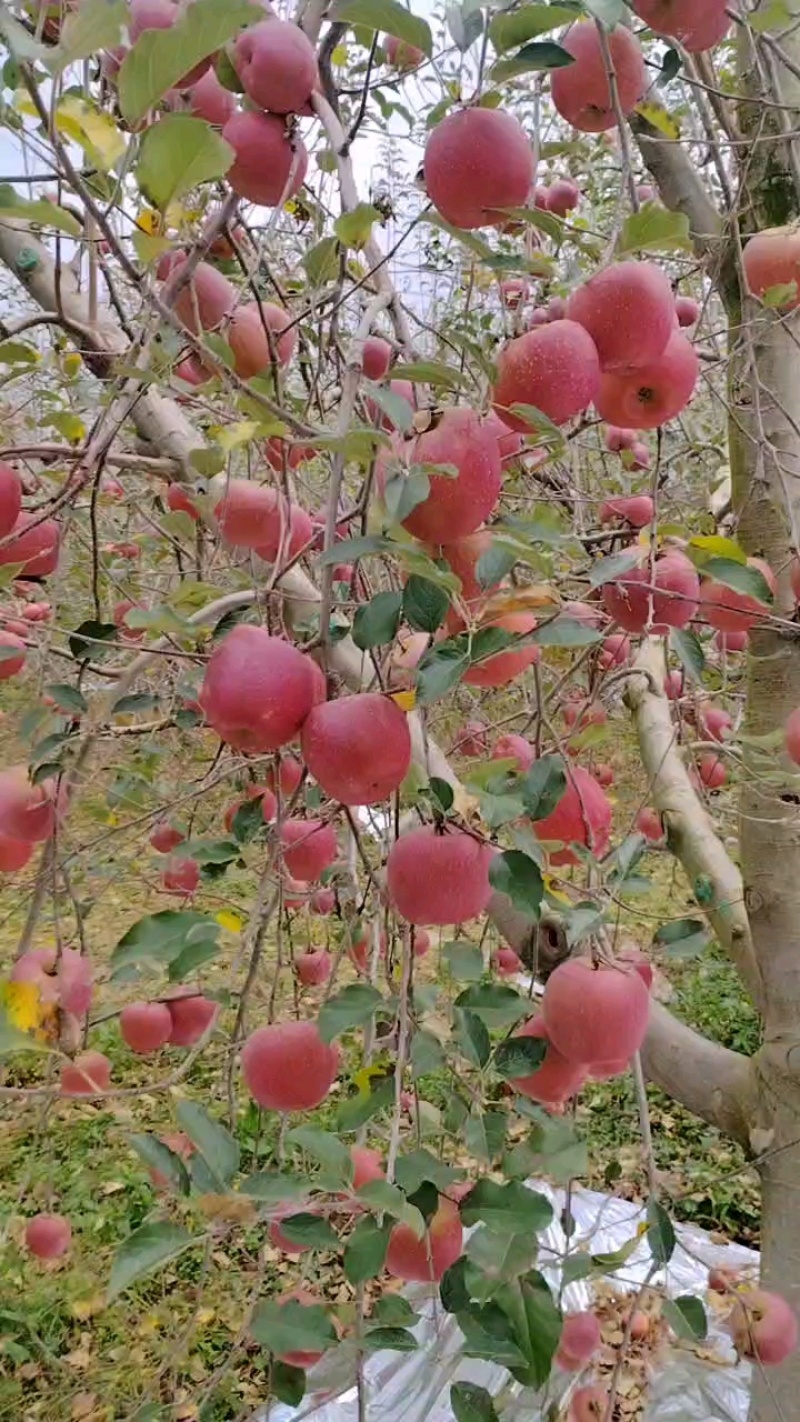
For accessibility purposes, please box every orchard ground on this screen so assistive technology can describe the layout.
[0,700,760,1421]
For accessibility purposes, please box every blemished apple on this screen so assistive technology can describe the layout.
[241,1020,339,1111]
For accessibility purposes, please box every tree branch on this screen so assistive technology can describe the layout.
[625,637,762,1007]
[642,1000,757,1149]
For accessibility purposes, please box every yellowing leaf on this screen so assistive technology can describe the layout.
[135,207,163,235]
[390,689,416,712]
[213,420,261,452]
[0,980,43,1033]
[482,584,561,618]
[542,875,571,905]
[56,96,126,171]
[331,42,348,64]
[635,101,681,140]
[215,909,243,934]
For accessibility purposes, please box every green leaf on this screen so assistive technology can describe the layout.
[69,618,118,661]
[128,1134,191,1195]
[701,557,774,605]
[394,1148,462,1195]
[0,339,39,365]
[344,1217,391,1283]
[670,627,705,683]
[335,202,381,249]
[489,4,577,52]
[429,776,455,813]
[0,184,81,237]
[647,1198,676,1265]
[250,1298,337,1356]
[391,360,468,389]
[503,1114,588,1185]
[476,541,517,590]
[317,983,383,1042]
[239,1170,307,1203]
[491,39,574,80]
[461,1180,552,1235]
[272,1363,306,1408]
[411,1029,447,1078]
[454,1007,491,1069]
[416,640,470,705]
[654,917,710,958]
[494,1036,546,1080]
[501,1276,562,1385]
[588,549,642,587]
[174,1100,240,1186]
[383,470,430,522]
[465,1108,507,1164]
[454,984,528,1030]
[456,1304,529,1368]
[618,203,692,255]
[302,235,340,287]
[43,684,87,715]
[136,115,233,210]
[663,1295,708,1341]
[276,1213,339,1250]
[363,1325,418,1351]
[749,0,793,33]
[352,589,403,650]
[118,0,256,121]
[332,0,432,55]
[532,615,602,649]
[446,2,483,52]
[365,381,415,434]
[488,851,544,919]
[107,1222,198,1301]
[113,692,161,716]
[337,1076,395,1131]
[442,940,485,981]
[372,1295,419,1327]
[110,910,219,979]
[285,1126,352,1183]
[402,575,450,633]
[317,534,391,567]
[49,0,127,68]
[659,46,682,84]
[478,789,527,830]
[519,755,567,820]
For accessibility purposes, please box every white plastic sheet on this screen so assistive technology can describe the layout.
[260,1183,759,1422]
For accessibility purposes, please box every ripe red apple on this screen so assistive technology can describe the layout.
[351,1144,385,1191]
[714,627,748,654]
[743,227,800,308]
[530,765,612,866]
[698,751,727,790]
[25,1213,72,1260]
[310,886,335,915]
[301,693,411,805]
[0,630,26,679]
[387,825,494,925]
[384,33,424,69]
[604,425,636,453]
[464,611,540,688]
[452,720,487,757]
[637,183,656,203]
[568,261,674,371]
[698,558,776,634]
[186,67,235,126]
[493,945,523,976]
[599,633,631,668]
[699,703,733,742]
[424,107,533,229]
[568,1385,611,1421]
[636,806,663,842]
[546,178,580,218]
[675,295,700,327]
[233,19,318,114]
[596,330,699,429]
[552,22,645,132]
[632,0,730,53]
[227,302,297,380]
[628,441,651,471]
[11,945,92,1016]
[150,820,184,853]
[60,1050,111,1095]
[376,408,501,543]
[281,818,338,880]
[200,625,319,753]
[0,461,21,538]
[162,855,199,895]
[169,259,234,333]
[599,494,654,528]
[0,513,61,576]
[120,1000,173,1054]
[222,110,308,207]
[499,277,530,309]
[491,320,601,432]
[594,762,614,788]
[296,949,332,986]
[563,698,606,732]
[264,437,315,473]
[0,766,61,843]
[435,528,497,609]
[557,1310,602,1369]
[0,833,33,872]
[241,1020,339,1111]
[166,993,218,1046]
[542,959,650,1065]
[510,1015,587,1106]
[728,1288,798,1366]
[492,733,535,772]
[628,1309,651,1340]
[362,334,392,380]
[385,1196,463,1282]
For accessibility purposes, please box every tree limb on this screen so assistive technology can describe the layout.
[625,638,762,1007]
[642,1001,757,1150]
